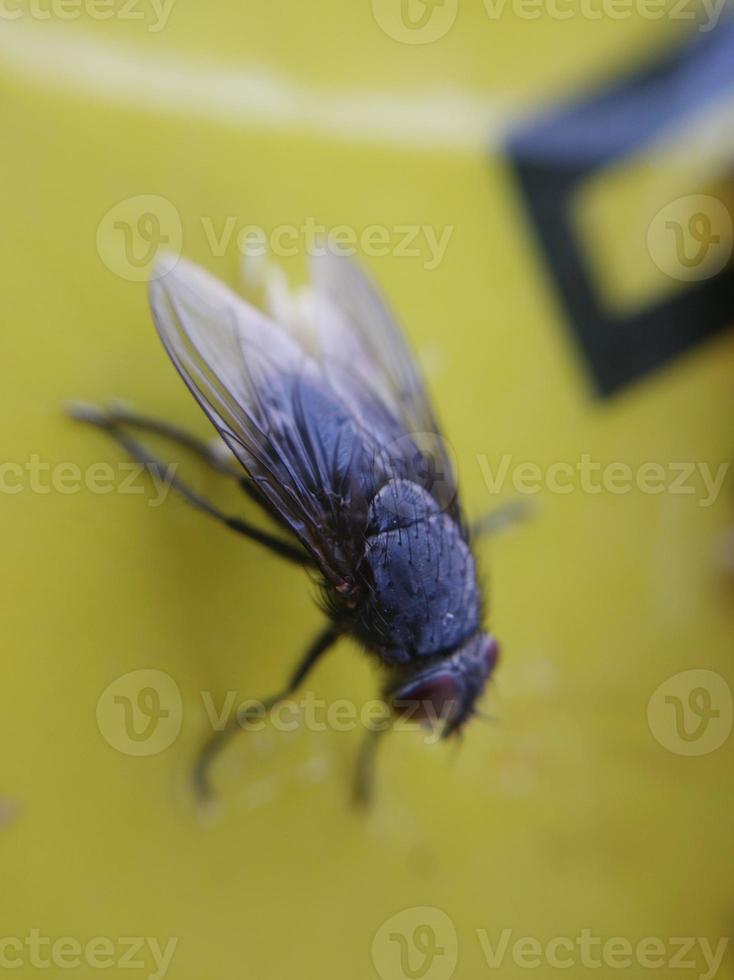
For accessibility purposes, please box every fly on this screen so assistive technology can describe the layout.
[71,249,515,804]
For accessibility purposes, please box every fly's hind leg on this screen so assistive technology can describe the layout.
[193,624,342,803]
[68,402,311,565]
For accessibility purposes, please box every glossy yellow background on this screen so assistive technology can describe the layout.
[1,4,733,979]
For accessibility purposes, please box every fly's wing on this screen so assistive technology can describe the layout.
[308,250,462,526]
[149,256,389,581]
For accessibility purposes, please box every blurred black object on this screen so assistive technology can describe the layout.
[508,18,734,396]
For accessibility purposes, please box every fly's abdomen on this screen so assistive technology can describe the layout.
[358,480,481,663]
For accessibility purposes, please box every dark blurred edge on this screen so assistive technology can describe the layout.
[506,18,734,397]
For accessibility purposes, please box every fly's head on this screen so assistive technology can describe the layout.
[387,632,499,737]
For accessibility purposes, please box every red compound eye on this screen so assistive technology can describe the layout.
[392,672,463,727]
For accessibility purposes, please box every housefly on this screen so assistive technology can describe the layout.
[72,250,506,803]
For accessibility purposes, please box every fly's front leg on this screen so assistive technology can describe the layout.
[75,401,291,531]
[193,624,342,803]
[68,402,311,566]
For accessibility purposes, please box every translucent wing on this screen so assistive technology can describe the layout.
[308,250,462,524]
[149,256,393,582]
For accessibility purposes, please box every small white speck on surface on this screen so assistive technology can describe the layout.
[0,798,19,829]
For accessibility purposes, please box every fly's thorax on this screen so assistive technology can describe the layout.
[365,478,442,535]
[354,479,482,663]
[387,632,500,735]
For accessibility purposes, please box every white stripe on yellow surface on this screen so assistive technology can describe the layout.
[0,21,522,151]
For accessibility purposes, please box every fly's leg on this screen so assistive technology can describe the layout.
[68,402,311,566]
[81,402,289,529]
[353,713,390,808]
[93,401,239,475]
[471,499,533,540]
[237,475,291,528]
[193,624,342,803]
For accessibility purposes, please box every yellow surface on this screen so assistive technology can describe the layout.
[1,5,733,980]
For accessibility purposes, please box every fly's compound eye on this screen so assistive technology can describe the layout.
[391,672,464,731]
[480,634,500,675]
